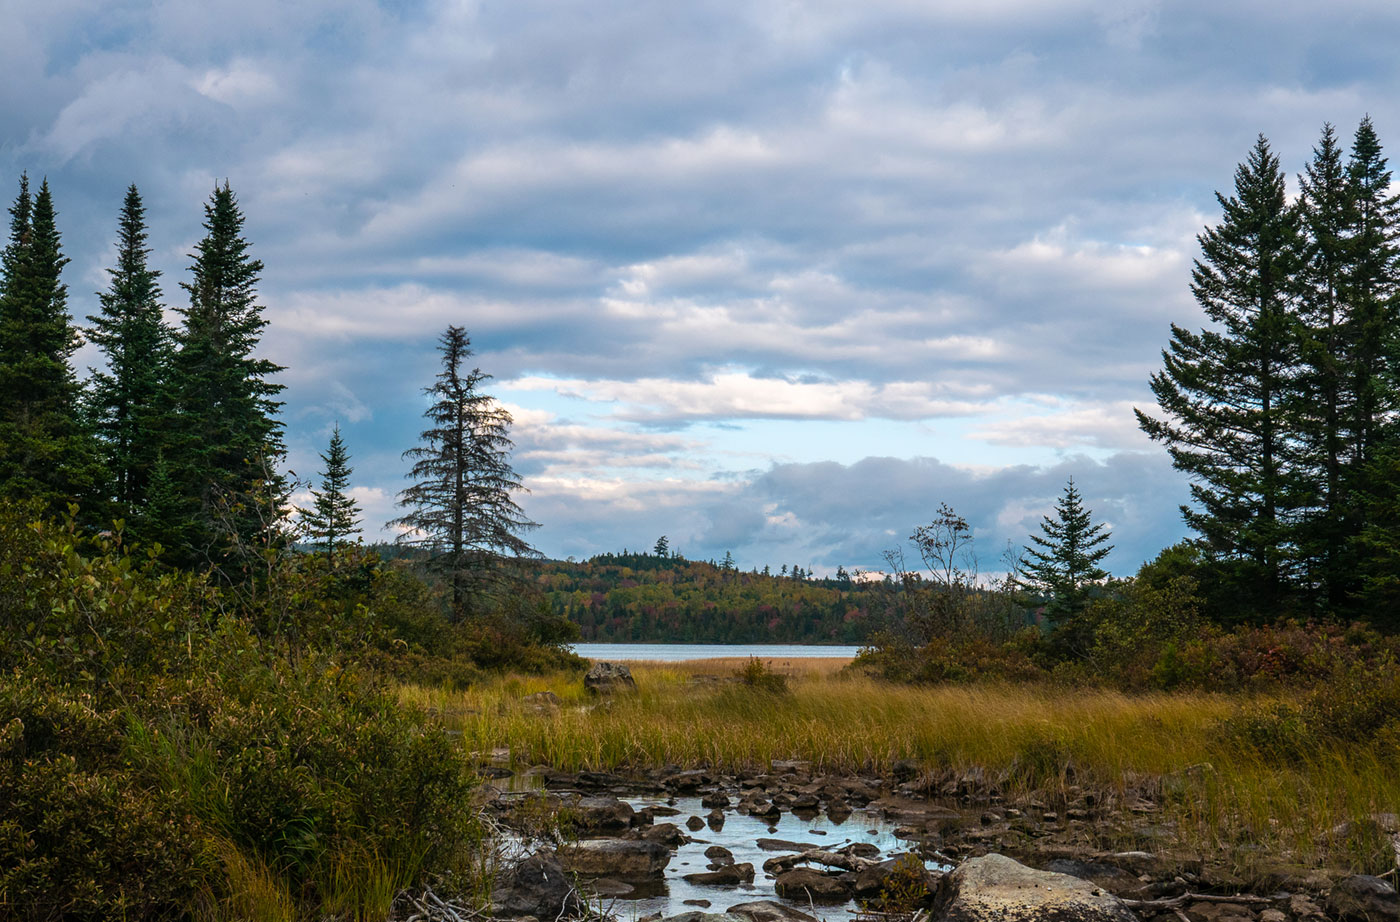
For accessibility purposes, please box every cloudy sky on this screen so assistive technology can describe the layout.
[4,0,1398,575]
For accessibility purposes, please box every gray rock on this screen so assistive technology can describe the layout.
[774,868,853,903]
[493,849,582,920]
[573,795,636,833]
[659,914,745,922]
[588,878,635,897]
[684,863,755,886]
[727,900,819,922]
[1328,875,1400,922]
[1043,859,1151,898]
[637,822,690,847]
[932,853,1140,922]
[560,838,671,879]
[584,661,637,694]
[757,838,818,852]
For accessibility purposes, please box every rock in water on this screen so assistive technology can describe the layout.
[585,661,637,694]
[773,868,853,902]
[1328,875,1400,922]
[559,838,670,879]
[493,849,582,920]
[684,863,755,885]
[932,853,1140,922]
[727,900,819,922]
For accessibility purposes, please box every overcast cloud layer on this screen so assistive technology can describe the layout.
[5,0,1399,574]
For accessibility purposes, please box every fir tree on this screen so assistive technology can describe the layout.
[1019,478,1113,619]
[169,182,285,561]
[1340,117,1400,475]
[0,176,103,512]
[87,185,174,521]
[392,326,538,620]
[1136,136,1305,615]
[301,424,362,555]
[654,535,669,557]
[1292,124,1354,609]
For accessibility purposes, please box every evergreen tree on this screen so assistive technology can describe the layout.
[1019,478,1113,619]
[86,185,174,521]
[653,535,669,557]
[169,182,285,562]
[0,176,102,512]
[1340,117,1400,476]
[392,326,538,620]
[1136,136,1305,615]
[1292,124,1354,609]
[301,424,362,555]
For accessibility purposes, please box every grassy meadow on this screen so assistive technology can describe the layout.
[403,658,1400,881]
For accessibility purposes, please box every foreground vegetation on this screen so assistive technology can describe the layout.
[0,502,580,920]
[415,658,1400,881]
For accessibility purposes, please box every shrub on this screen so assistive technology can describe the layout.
[738,656,788,692]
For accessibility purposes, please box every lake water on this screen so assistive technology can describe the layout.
[570,643,863,661]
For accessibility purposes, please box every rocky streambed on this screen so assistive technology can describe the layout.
[479,760,1400,922]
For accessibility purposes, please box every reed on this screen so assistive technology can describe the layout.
[402,660,1400,877]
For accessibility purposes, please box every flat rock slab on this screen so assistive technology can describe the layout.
[727,900,819,922]
[683,863,754,886]
[933,853,1140,922]
[756,838,820,852]
[559,838,670,879]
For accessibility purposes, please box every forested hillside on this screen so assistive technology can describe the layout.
[535,551,880,643]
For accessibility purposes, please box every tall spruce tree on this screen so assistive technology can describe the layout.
[1293,124,1356,609]
[87,185,174,522]
[1341,117,1400,476]
[0,176,102,512]
[392,326,538,620]
[1136,136,1305,616]
[1019,478,1113,620]
[170,182,285,563]
[301,424,362,555]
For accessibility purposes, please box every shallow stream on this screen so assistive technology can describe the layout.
[600,794,942,921]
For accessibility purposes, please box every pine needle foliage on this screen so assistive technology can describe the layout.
[169,182,286,563]
[392,326,538,621]
[86,185,175,520]
[1019,478,1113,620]
[0,175,103,513]
[1136,135,1305,614]
[302,424,362,555]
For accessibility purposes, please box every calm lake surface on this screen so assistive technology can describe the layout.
[569,643,862,661]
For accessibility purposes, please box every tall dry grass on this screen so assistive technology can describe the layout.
[401,660,1400,878]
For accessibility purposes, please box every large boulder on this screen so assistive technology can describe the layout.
[727,901,819,922]
[773,868,853,902]
[932,854,1140,922]
[1328,875,1400,922]
[585,662,637,694]
[493,849,582,920]
[559,838,670,879]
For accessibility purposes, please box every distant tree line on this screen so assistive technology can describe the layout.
[537,551,875,643]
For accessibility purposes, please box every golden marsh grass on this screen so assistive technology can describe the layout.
[401,660,1400,877]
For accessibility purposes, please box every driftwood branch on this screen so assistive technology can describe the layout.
[1120,893,1274,911]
